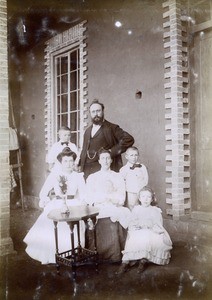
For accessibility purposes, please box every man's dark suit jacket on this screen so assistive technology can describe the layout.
[80,119,134,172]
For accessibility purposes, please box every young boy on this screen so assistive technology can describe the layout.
[46,126,79,172]
[119,146,148,210]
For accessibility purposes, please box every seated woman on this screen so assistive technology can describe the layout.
[86,149,131,262]
[23,147,86,264]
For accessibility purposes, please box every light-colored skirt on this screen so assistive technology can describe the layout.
[24,199,85,264]
[122,228,172,265]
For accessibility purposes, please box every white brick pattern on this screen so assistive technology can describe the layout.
[163,0,191,219]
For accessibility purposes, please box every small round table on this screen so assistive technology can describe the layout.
[47,205,99,279]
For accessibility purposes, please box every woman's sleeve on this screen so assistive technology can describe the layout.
[109,174,126,206]
[85,174,95,205]
[39,173,55,207]
[76,172,86,202]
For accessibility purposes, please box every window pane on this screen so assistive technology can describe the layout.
[70,51,77,70]
[70,112,77,131]
[61,114,68,126]
[70,92,77,110]
[61,74,68,93]
[78,109,80,127]
[56,57,60,75]
[61,94,68,113]
[57,115,61,129]
[77,91,80,107]
[57,76,61,94]
[70,71,77,91]
[57,96,60,113]
[53,43,82,148]
[61,56,68,74]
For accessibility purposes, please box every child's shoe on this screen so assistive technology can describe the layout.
[129,260,138,267]
[137,258,148,273]
[116,263,129,275]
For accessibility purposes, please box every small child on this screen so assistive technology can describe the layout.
[119,146,148,210]
[46,126,79,172]
[116,186,172,274]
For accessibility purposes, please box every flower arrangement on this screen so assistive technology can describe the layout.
[59,175,68,195]
[58,175,70,216]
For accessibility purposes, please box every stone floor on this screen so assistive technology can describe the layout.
[0,207,212,300]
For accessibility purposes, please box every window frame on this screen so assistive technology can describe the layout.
[44,21,88,154]
[53,47,80,145]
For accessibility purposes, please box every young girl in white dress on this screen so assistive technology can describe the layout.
[24,148,86,264]
[117,186,172,274]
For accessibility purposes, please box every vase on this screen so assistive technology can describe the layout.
[61,195,70,216]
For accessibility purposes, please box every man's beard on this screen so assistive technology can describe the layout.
[92,115,104,125]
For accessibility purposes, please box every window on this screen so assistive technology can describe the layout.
[55,49,80,145]
[44,21,87,152]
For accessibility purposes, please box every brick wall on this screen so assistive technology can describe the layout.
[163,0,191,219]
[0,0,14,255]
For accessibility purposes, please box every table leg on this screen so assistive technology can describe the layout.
[68,222,76,279]
[53,221,60,274]
[68,222,75,253]
[77,222,81,248]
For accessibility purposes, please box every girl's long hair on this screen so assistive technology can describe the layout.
[138,186,157,206]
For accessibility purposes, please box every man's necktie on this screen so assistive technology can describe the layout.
[61,142,69,146]
[130,163,142,170]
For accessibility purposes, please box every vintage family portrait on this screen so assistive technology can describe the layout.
[0,0,212,299]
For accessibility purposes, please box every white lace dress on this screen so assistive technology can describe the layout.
[23,171,86,264]
[122,205,172,265]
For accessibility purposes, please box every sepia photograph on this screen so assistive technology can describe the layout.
[0,0,212,299]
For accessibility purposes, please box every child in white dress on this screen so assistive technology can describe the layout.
[46,126,79,172]
[120,146,148,210]
[117,186,172,274]
[24,148,86,264]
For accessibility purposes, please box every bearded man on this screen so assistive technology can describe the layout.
[79,99,134,180]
